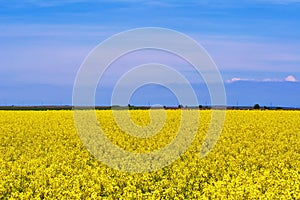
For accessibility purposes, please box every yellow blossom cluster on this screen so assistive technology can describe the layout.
[0,110,299,199]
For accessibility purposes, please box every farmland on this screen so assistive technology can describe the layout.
[0,110,299,199]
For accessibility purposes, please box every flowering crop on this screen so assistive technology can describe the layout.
[0,110,299,199]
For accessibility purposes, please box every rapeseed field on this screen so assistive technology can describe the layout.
[0,110,299,199]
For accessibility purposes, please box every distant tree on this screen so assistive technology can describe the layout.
[253,104,260,109]
[199,105,203,109]
[128,104,134,109]
[178,104,183,109]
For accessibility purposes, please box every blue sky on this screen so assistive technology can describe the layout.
[0,0,300,107]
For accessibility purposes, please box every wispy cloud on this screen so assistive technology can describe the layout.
[3,0,300,8]
[0,0,92,7]
[195,34,300,72]
[257,0,300,4]
[226,75,298,83]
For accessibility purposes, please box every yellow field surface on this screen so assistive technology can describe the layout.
[0,110,299,199]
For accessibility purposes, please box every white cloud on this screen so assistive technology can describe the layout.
[226,77,254,83]
[285,75,297,82]
[227,75,298,83]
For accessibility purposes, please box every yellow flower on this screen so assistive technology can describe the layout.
[0,110,299,199]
